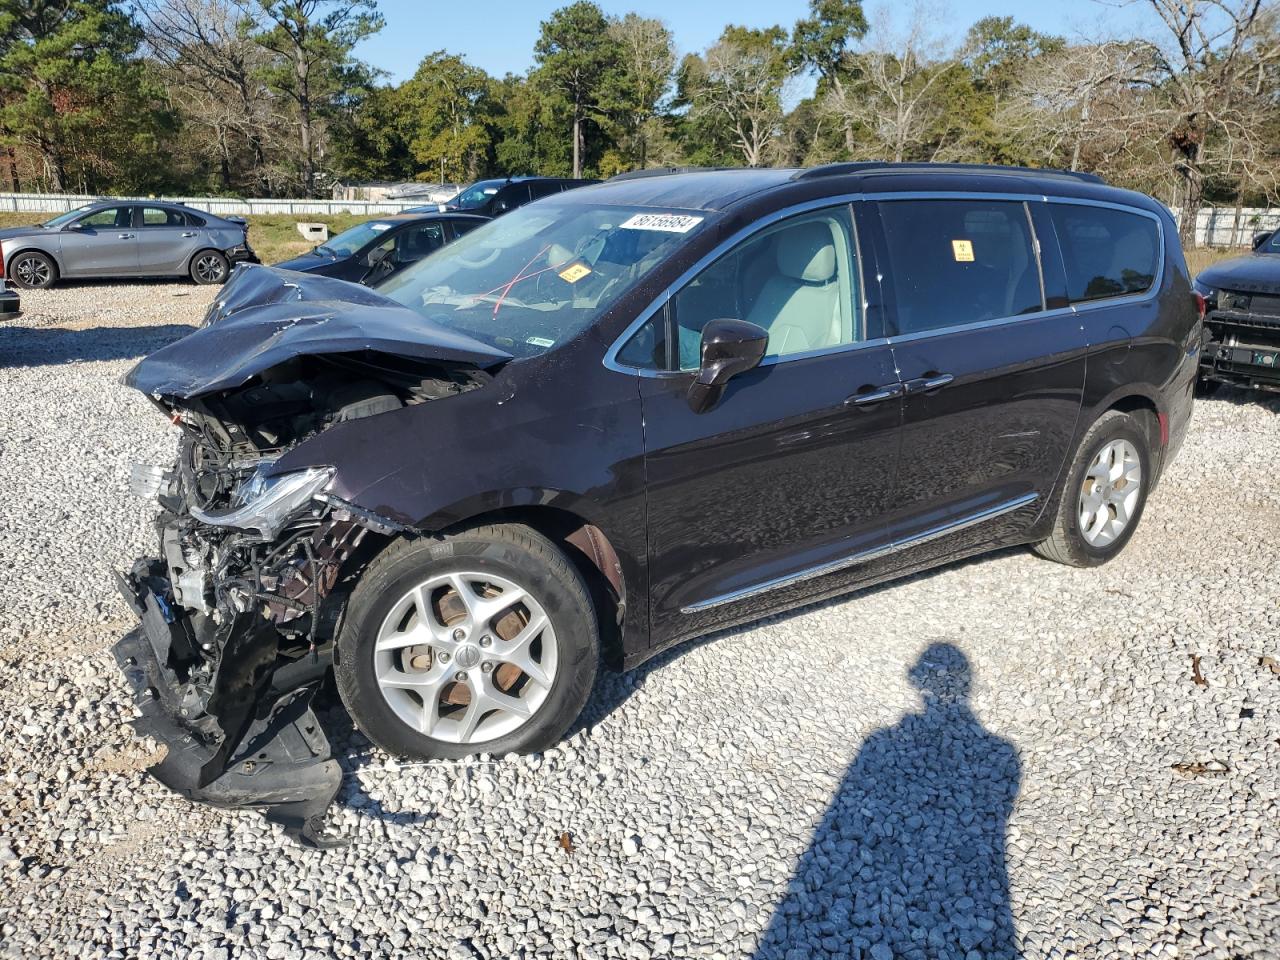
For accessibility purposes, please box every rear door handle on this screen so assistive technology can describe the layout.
[117,233,135,240]
[181,231,197,238]
[846,382,905,406]
[903,373,954,394]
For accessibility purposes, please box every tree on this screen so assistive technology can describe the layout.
[0,0,170,191]
[790,0,867,154]
[401,51,495,183]
[532,1,620,178]
[680,25,792,168]
[140,0,276,193]
[1126,0,1279,243]
[603,13,674,169]
[238,0,383,196]
[961,16,1063,104]
[823,4,958,163]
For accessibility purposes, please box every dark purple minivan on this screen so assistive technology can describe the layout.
[113,164,1200,843]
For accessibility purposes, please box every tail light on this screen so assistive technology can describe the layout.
[1194,292,1206,321]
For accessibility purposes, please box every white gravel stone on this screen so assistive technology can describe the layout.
[0,285,1277,959]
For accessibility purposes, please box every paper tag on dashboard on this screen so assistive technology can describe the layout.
[951,239,974,262]
[558,262,593,283]
[620,213,704,233]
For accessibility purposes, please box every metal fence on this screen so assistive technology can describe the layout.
[0,192,428,217]
[2,191,1279,247]
[1190,207,1280,247]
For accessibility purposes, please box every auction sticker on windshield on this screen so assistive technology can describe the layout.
[619,213,704,233]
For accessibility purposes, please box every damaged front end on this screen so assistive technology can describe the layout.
[113,266,510,845]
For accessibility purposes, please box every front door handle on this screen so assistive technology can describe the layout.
[846,382,905,406]
[903,373,954,394]
[117,232,135,240]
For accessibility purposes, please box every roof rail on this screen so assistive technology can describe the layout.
[792,162,1105,185]
[607,166,736,183]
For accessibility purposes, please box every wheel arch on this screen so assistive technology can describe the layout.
[1100,391,1166,483]
[430,505,630,670]
[5,246,63,279]
[184,246,227,273]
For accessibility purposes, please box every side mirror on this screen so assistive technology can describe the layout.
[687,318,768,413]
[1252,231,1273,251]
[63,222,85,231]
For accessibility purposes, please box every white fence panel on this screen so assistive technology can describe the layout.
[0,191,429,217]
[1193,207,1280,247]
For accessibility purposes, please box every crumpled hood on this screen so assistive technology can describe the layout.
[1197,253,1280,295]
[124,264,513,401]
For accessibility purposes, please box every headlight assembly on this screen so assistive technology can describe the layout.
[191,464,335,540]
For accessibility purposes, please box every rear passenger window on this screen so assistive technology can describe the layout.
[879,199,1043,335]
[1049,204,1160,303]
[140,207,185,227]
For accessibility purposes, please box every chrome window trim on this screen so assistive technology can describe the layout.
[681,491,1040,613]
[602,189,1168,376]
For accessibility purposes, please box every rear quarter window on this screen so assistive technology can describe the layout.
[1048,204,1160,304]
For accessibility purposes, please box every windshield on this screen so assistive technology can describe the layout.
[1267,232,1280,253]
[41,206,95,229]
[451,181,503,210]
[316,220,397,257]
[376,201,708,359]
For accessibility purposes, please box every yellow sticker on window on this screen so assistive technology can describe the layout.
[951,239,975,262]
[558,262,593,283]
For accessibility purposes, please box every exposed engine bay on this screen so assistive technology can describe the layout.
[112,266,509,845]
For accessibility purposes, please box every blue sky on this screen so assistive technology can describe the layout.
[355,0,1150,85]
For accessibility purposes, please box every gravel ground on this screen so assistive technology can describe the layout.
[0,283,1277,960]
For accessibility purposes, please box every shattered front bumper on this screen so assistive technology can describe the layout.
[112,577,345,847]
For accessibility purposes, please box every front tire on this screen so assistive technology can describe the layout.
[1034,410,1152,567]
[189,250,229,285]
[335,525,599,760]
[9,251,57,289]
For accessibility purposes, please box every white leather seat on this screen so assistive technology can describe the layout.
[746,222,841,356]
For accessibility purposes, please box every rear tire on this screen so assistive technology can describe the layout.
[189,250,229,285]
[334,524,599,760]
[9,251,57,289]
[1034,410,1151,567]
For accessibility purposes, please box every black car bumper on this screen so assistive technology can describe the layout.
[1200,310,1280,391]
[113,575,344,847]
[0,287,21,318]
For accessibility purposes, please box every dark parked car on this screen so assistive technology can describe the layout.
[113,163,1199,843]
[1194,228,1280,393]
[410,176,599,218]
[0,200,256,289]
[273,212,487,285]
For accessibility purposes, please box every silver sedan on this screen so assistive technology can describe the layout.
[0,200,257,289]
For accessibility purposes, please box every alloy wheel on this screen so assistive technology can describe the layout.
[1077,438,1142,547]
[373,571,559,744]
[14,255,51,287]
[194,254,226,283]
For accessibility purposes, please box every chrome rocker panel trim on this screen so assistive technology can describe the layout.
[681,492,1040,614]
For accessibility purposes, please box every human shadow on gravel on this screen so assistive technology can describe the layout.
[0,323,196,368]
[753,643,1022,960]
